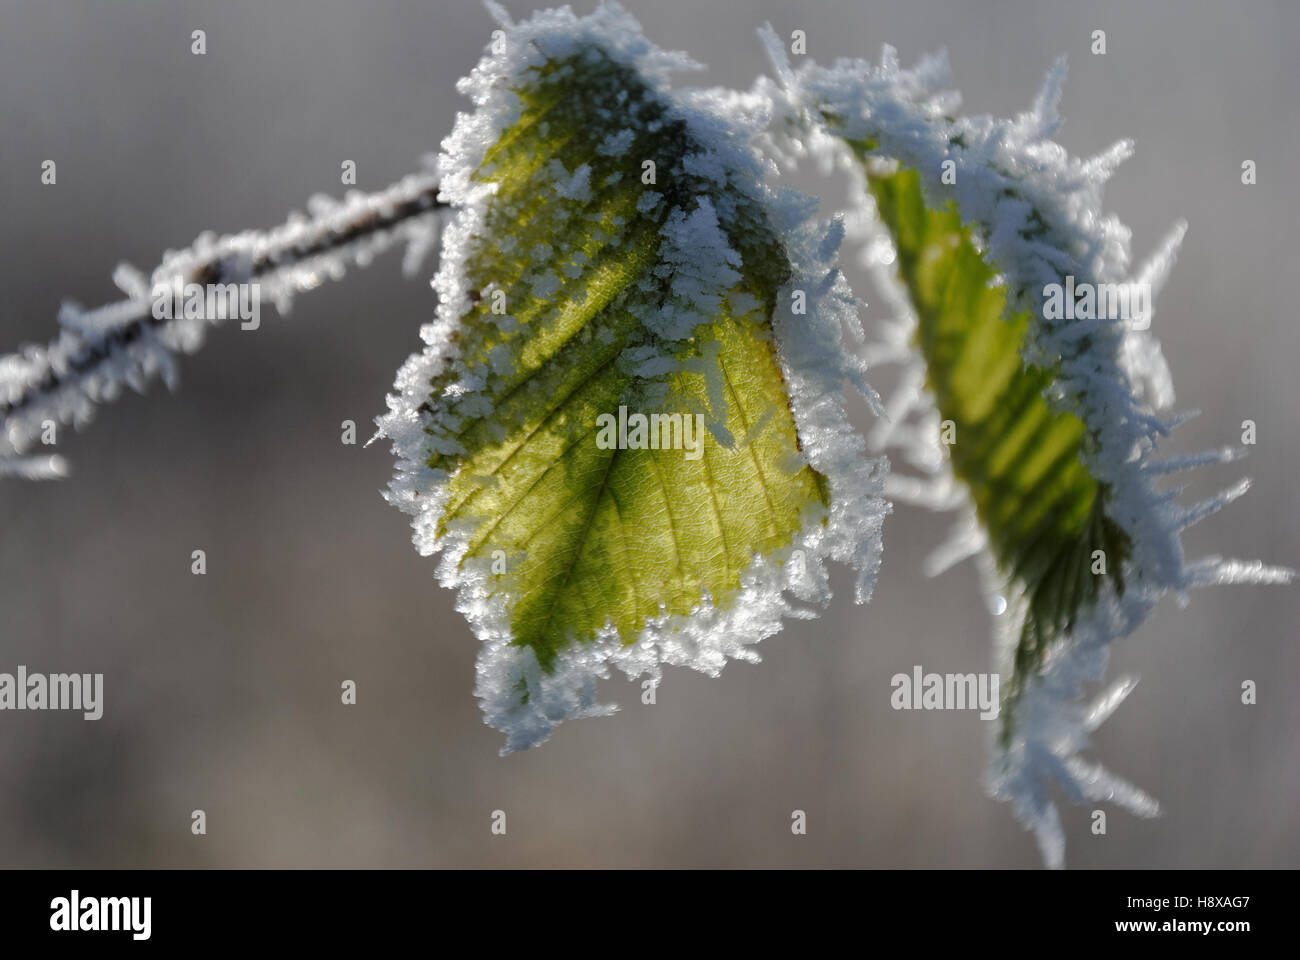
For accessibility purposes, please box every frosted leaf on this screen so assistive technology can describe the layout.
[762,30,1292,865]
[375,3,887,753]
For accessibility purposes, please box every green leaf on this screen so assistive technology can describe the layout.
[859,160,1131,715]
[426,46,832,658]
[381,6,885,750]
[437,50,828,672]
[780,36,1291,867]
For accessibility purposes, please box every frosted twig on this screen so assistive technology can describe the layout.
[0,171,446,474]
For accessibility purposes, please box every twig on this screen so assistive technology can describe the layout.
[0,170,446,474]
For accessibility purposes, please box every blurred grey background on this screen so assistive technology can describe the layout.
[0,0,1295,868]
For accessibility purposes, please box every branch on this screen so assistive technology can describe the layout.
[0,170,446,476]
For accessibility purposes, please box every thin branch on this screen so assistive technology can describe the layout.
[0,170,446,473]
